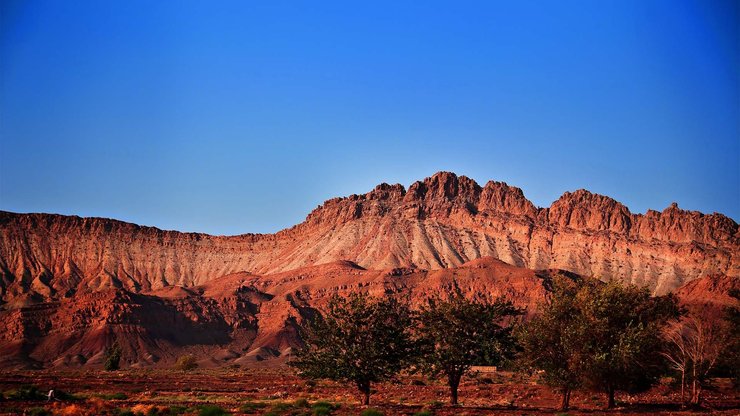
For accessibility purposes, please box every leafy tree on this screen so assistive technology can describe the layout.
[520,278,681,411]
[578,282,681,408]
[415,285,521,405]
[518,277,587,411]
[290,292,415,405]
[104,344,122,371]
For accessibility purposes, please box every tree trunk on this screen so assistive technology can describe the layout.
[357,380,371,405]
[560,386,571,411]
[448,372,461,405]
[680,369,685,406]
[691,380,701,406]
[691,361,699,406]
[607,384,616,409]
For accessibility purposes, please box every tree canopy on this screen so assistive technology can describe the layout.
[290,292,415,405]
[415,285,521,405]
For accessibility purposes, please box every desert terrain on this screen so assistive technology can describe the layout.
[1,368,738,415]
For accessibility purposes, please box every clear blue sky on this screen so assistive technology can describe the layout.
[1,0,738,235]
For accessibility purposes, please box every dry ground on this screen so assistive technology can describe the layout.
[0,368,737,415]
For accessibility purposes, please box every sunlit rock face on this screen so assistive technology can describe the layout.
[1,171,736,303]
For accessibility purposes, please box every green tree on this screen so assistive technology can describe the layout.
[415,285,521,405]
[104,344,122,371]
[579,282,681,408]
[519,278,681,411]
[290,292,415,405]
[518,277,587,411]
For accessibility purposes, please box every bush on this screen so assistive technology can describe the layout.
[105,344,122,371]
[293,398,309,407]
[311,400,338,415]
[8,385,44,400]
[360,409,383,416]
[413,411,434,416]
[165,406,188,415]
[174,354,198,372]
[113,409,135,416]
[198,405,228,416]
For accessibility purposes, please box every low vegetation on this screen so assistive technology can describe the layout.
[174,354,198,372]
[104,344,122,371]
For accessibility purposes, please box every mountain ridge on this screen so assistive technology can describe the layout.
[1,171,737,304]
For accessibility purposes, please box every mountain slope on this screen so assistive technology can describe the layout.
[0,258,573,369]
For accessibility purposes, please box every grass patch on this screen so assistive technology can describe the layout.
[413,411,434,416]
[360,409,384,416]
[166,405,189,415]
[197,404,229,416]
[262,399,337,416]
[311,400,339,416]
[239,401,268,413]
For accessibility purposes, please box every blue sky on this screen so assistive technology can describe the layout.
[1,0,738,234]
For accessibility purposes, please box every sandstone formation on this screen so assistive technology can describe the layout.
[1,172,736,302]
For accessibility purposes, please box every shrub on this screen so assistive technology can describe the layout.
[293,398,309,407]
[113,409,135,416]
[8,385,44,400]
[311,401,338,415]
[413,411,434,416]
[165,406,188,415]
[174,354,198,372]
[26,407,51,416]
[360,409,383,416]
[105,344,122,371]
[198,405,228,416]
